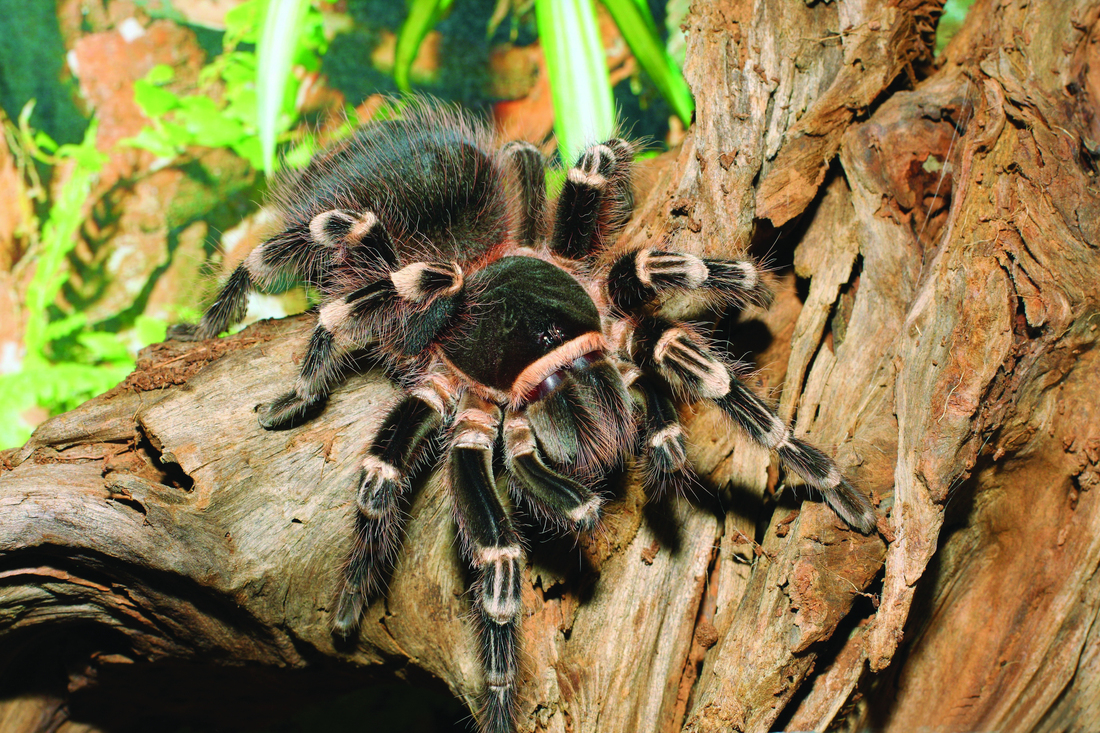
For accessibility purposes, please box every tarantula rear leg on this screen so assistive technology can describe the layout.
[628,375,691,496]
[449,395,523,733]
[633,316,877,532]
[172,207,394,341]
[502,141,547,247]
[334,389,445,636]
[503,414,603,531]
[550,139,635,261]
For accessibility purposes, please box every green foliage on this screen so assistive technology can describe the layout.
[394,0,695,158]
[127,0,327,171]
[257,0,316,171]
[600,0,692,126]
[0,108,164,450]
[395,0,456,93]
[536,0,615,163]
[936,0,974,55]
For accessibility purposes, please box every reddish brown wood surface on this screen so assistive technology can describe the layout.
[4,1,1100,731]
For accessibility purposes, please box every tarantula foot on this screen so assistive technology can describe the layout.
[330,585,365,638]
[827,479,878,535]
[332,588,365,639]
[166,322,206,341]
[257,391,325,430]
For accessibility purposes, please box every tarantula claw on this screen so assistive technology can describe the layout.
[257,391,325,430]
[332,588,365,639]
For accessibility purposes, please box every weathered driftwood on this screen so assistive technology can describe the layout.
[4,0,1100,731]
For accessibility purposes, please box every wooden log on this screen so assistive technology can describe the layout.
[3,0,1100,731]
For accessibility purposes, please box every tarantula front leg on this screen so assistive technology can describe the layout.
[607,248,772,314]
[171,207,394,341]
[632,316,877,532]
[333,386,446,636]
[550,138,635,261]
[449,394,522,733]
[628,374,690,495]
[503,414,603,531]
[260,260,464,429]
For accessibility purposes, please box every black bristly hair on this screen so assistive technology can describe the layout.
[171,99,877,733]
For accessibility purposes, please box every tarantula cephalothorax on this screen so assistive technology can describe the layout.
[172,102,876,732]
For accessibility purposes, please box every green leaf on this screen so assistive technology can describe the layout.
[133,79,181,118]
[225,0,264,45]
[145,63,175,85]
[42,312,87,342]
[178,96,247,148]
[231,136,266,170]
[600,0,694,127]
[283,133,318,169]
[394,0,455,92]
[134,315,168,347]
[256,0,311,172]
[33,130,58,153]
[536,0,615,163]
[76,331,132,363]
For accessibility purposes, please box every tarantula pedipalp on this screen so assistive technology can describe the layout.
[172,101,877,733]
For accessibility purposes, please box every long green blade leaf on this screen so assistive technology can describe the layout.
[601,0,693,126]
[395,0,455,92]
[536,0,615,164]
[257,0,310,172]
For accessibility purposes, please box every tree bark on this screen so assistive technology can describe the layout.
[4,0,1100,731]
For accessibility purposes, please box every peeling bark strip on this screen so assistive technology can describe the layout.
[4,0,1100,731]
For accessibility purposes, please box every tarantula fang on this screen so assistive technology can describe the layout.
[171,101,877,733]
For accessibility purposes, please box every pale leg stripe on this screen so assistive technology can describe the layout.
[361,453,401,483]
[649,423,684,448]
[567,167,608,187]
[347,210,379,244]
[309,209,355,247]
[635,249,655,286]
[481,558,520,624]
[645,254,709,288]
[567,495,603,525]
[244,243,276,283]
[503,416,537,456]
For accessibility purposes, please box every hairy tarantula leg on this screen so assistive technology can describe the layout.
[715,380,877,532]
[550,138,634,261]
[258,324,344,429]
[503,414,603,531]
[333,391,445,636]
[629,376,690,495]
[308,207,398,269]
[634,317,877,533]
[607,248,773,314]
[168,208,394,341]
[260,261,464,430]
[258,281,393,429]
[501,141,547,247]
[448,394,522,733]
[388,260,465,353]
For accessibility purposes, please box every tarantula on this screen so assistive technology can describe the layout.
[172,101,876,732]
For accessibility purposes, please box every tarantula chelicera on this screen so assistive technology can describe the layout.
[172,102,875,732]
